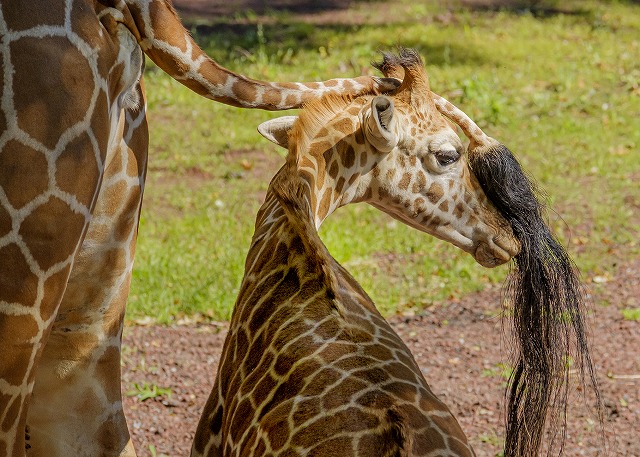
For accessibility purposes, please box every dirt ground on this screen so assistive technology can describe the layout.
[122,258,639,457]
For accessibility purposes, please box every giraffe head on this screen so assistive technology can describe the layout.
[259,49,520,268]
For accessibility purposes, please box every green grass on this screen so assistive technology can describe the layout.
[126,382,173,402]
[622,308,640,321]
[128,0,640,323]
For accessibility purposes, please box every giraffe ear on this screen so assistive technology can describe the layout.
[365,96,398,153]
[258,116,298,149]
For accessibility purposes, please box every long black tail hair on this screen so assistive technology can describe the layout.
[469,143,602,456]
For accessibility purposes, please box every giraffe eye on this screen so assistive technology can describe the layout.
[435,149,460,166]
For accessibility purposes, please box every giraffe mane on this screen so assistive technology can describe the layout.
[268,92,374,311]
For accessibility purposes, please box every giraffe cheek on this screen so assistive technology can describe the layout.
[411,197,426,218]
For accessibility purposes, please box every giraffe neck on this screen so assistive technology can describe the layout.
[287,98,377,229]
[234,162,372,343]
[244,165,334,280]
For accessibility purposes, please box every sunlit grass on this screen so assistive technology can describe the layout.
[128,0,640,323]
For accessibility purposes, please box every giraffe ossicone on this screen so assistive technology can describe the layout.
[191,49,521,457]
[0,2,399,456]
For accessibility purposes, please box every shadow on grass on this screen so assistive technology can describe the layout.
[170,0,628,73]
[173,0,639,22]
[184,21,490,69]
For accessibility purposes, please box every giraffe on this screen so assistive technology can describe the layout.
[0,2,398,456]
[191,49,521,457]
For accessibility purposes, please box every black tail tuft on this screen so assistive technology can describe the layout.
[470,143,601,457]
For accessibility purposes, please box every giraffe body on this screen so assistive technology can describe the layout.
[0,2,397,455]
[192,50,520,457]
[194,186,475,456]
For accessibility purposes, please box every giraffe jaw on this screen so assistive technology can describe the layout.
[375,206,519,268]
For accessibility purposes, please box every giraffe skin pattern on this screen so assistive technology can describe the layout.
[0,1,399,456]
[191,51,521,457]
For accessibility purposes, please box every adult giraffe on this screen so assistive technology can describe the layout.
[0,1,397,456]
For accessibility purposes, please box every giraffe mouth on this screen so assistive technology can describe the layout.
[474,235,520,268]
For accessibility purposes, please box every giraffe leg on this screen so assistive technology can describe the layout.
[26,322,136,457]
[0,120,105,457]
[0,267,69,457]
[25,100,147,457]
[0,68,113,457]
[1,6,150,454]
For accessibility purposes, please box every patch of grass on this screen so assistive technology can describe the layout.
[321,209,502,316]
[126,382,172,402]
[148,444,170,457]
[128,0,640,323]
[621,308,640,321]
[478,431,503,447]
[481,363,513,380]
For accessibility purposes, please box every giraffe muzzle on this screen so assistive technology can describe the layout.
[474,235,520,268]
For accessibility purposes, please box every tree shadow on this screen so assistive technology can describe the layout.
[174,0,639,20]
[186,21,490,69]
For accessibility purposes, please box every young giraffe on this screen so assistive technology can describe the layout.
[0,2,397,456]
[191,49,520,457]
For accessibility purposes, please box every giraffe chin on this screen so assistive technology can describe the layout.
[474,242,512,268]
